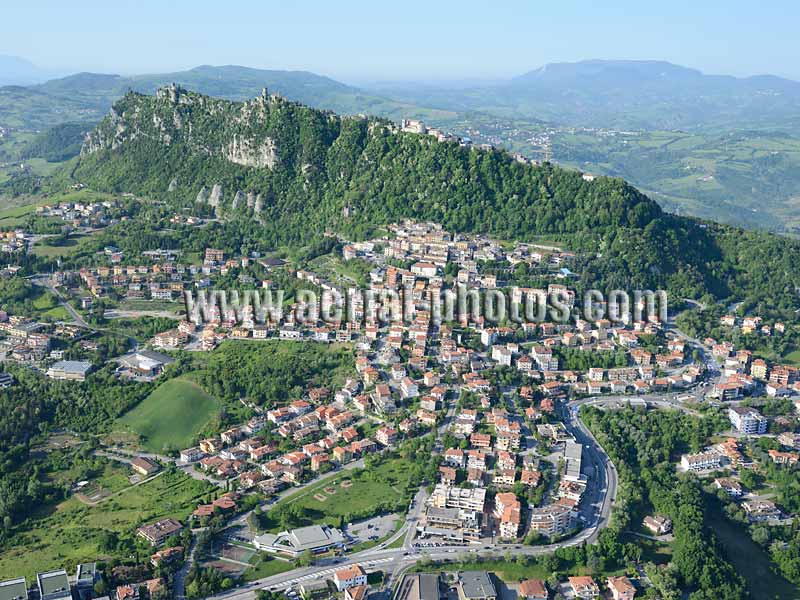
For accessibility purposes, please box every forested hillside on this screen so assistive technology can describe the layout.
[66,86,800,314]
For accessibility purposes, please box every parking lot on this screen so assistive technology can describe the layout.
[345,513,400,544]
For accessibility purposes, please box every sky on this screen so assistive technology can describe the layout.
[4,0,800,83]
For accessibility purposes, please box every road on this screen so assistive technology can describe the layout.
[211,526,602,600]
[29,274,90,327]
[104,308,182,320]
[564,400,617,542]
[174,530,202,600]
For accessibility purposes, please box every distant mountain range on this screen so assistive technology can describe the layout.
[4,58,800,133]
[368,59,800,131]
[5,59,799,132]
[0,64,453,130]
[0,54,62,86]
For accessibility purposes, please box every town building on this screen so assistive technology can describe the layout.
[0,578,27,600]
[395,574,441,600]
[518,579,548,600]
[253,524,345,557]
[607,576,636,600]
[456,571,496,600]
[46,360,92,381]
[333,565,367,591]
[528,504,575,537]
[567,576,599,599]
[680,451,722,472]
[136,518,183,546]
[37,570,72,600]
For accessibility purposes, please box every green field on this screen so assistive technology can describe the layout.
[551,128,800,232]
[31,233,97,258]
[265,458,415,531]
[0,201,40,227]
[243,554,294,581]
[116,299,183,313]
[30,290,69,320]
[118,377,219,452]
[783,349,800,367]
[0,467,214,582]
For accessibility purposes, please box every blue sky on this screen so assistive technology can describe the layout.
[5,0,800,82]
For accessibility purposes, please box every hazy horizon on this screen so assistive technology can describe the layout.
[3,54,800,89]
[3,0,800,83]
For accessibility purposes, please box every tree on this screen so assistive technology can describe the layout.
[539,553,560,573]
[751,526,770,546]
[295,549,313,567]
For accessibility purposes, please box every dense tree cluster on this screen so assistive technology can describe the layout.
[0,365,153,525]
[193,340,354,408]
[582,406,749,599]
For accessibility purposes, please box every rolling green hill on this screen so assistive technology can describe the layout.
[64,86,800,318]
[0,65,453,133]
[4,60,800,231]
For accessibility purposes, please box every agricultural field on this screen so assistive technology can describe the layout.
[115,298,184,314]
[308,254,373,287]
[0,199,41,227]
[117,377,219,453]
[0,467,214,582]
[551,128,800,232]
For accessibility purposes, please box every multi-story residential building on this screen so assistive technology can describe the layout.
[428,484,486,512]
[743,500,781,522]
[568,577,599,600]
[714,478,743,497]
[728,406,768,434]
[376,426,398,446]
[607,576,636,600]
[528,503,575,537]
[37,570,71,600]
[680,451,722,471]
[443,448,466,469]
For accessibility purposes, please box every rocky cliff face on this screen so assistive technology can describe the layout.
[224,133,278,169]
[82,85,284,172]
